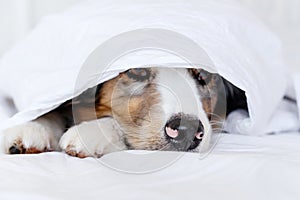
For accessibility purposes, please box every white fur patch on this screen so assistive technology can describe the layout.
[59,118,126,157]
[3,121,62,152]
[2,112,65,152]
[155,68,211,151]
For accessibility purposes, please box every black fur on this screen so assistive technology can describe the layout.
[222,78,248,116]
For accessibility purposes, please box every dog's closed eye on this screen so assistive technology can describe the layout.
[126,68,151,81]
[189,68,214,86]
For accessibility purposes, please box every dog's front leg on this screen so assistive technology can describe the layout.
[59,118,126,158]
[2,112,66,154]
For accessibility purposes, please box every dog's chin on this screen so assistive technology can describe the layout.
[161,139,201,152]
[162,144,200,152]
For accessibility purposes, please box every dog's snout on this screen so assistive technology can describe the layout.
[165,114,204,151]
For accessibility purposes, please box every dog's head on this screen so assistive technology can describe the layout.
[95,67,224,152]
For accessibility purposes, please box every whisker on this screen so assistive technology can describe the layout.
[209,121,225,126]
[211,129,223,132]
[207,112,225,120]
[209,121,224,124]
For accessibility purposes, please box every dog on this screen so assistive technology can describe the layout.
[2,67,247,158]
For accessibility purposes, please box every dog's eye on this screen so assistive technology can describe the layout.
[197,70,212,85]
[126,68,150,81]
[189,69,213,86]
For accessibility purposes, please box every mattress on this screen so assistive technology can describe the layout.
[1,133,300,200]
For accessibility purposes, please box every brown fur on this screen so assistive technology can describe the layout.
[59,68,224,151]
[96,70,167,150]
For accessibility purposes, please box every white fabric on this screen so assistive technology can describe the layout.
[293,74,300,119]
[0,0,287,135]
[225,99,300,134]
[0,133,300,200]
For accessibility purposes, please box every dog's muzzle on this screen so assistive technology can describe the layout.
[164,113,204,151]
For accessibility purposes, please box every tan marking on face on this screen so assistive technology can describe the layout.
[203,76,219,118]
[201,97,212,118]
[95,69,168,150]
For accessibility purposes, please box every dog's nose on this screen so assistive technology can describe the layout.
[165,114,204,151]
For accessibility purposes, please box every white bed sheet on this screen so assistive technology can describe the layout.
[1,133,300,200]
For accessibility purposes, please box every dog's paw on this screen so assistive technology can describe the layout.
[59,118,126,158]
[2,121,60,154]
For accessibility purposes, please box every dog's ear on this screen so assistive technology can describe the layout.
[56,84,103,126]
[62,85,102,107]
[76,85,102,104]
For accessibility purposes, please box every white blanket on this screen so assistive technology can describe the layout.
[0,133,300,200]
[0,0,288,135]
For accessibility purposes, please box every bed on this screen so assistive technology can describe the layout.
[0,0,300,199]
[1,133,300,200]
